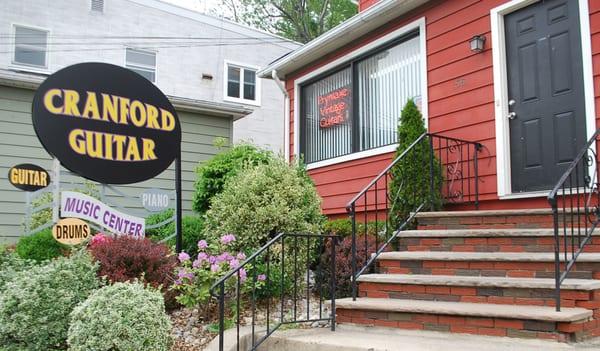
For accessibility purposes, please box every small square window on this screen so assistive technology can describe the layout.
[91,0,104,12]
[13,25,48,68]
[126,48,156,83]
[224,62,259,104]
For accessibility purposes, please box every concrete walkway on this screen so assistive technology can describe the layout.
[260,324,600,351]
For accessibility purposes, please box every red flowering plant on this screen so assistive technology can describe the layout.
[87,233,178,307]
[172,234,259,314]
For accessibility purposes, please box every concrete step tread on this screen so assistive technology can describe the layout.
[414,208,569,218]
[335,297,592,322]
[377,251,600,262]
[400,228,561,238]
[357,274,600,290]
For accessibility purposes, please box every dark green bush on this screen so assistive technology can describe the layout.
[146,210,205,256]
[192,143,273,214]
[389,100,442,227]
[323,218,388,238]
[15,229,70,262]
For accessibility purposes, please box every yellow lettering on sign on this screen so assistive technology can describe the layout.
[142,138,157,161]
[43,89,63,114]
[82,92,100,119]
[129,100,146,127]
[160,109,175,131]
[9,168,18,184]
[63,90,81,116]
[69,129,86,155]
[101,93,119,123]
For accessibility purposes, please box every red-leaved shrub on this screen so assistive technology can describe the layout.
[317,234,389,298]
[88,234,178,308]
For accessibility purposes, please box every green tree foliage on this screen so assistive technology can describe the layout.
[219,0,357,43]
[192,143,273,214]
[388,100,442,226]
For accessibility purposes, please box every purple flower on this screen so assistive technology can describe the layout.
[174,279,183,286]
[220,234,236,245]
[239,268,247,283]
[192,259,202,268]
[177,269,194,280]
[178,252,190,262]
[237,252,246,260]
[258,274,266,282]
[210,264,219,272]
[208,256,217,264]
[197,252,208,262]
[229,259,240,268]
[197,240,208,249]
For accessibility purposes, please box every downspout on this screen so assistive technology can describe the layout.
[271,70,291,162]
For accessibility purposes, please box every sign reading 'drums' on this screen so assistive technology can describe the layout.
[52,218,90,245]
[8,163,51,191]
[31,63,181,184]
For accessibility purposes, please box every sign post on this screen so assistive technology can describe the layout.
[175,155,182,253]
[31,63,183,248]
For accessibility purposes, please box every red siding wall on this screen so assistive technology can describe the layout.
[287,0,600,216]
[359,0,380,12]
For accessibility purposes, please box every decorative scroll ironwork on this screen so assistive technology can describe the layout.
[346,133,483,300]
[548,129,600,311]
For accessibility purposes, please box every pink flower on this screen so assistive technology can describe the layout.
[239,268,247,283]
[237,252,246,261]
[178,252,190,262]
[197,252,208,262]
[177,269,194,280]
[192,259,202,268]
[90,233,109,247]
[197,240,208,249]
[209,256,217,264]
[229,259,240,268]
[258,274,266,282]
[220,234,236,245]
[210,264,219,272]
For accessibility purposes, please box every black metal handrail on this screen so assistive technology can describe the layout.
[548,128,600,311]
[346,132,482,300]
[210,233,339,351]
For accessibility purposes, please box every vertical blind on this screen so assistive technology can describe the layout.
[302,67,352,163]
[300,32,421,164]
[357,36,421,151]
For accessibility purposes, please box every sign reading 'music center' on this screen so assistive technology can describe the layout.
[32,62,181,185]
[61,191,145,236]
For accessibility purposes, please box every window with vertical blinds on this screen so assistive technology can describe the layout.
[300,32,422,165]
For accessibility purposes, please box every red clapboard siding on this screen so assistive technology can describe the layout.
[285,0,600,216]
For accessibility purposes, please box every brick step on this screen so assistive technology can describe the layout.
[416,208,589,230]
[358,274,600,308]
[397,229,600,253]
[335,298,597,342]
[377,252,600,279]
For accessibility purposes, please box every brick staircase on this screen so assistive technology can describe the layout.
[335,209,600,342]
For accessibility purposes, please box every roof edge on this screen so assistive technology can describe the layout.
[0,69,252,120]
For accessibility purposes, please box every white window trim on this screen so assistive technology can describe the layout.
[223,60,262,107]
[292,17,428,171]
[124,47,158,84]
[491,0,597,199]
[9,23,51,74]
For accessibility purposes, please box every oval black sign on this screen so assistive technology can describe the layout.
[8,163,51,192]
[31,63,181,184]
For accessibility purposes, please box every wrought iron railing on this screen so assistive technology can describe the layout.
[210,233,339,351]
[346,132,483,300]
[548,128,600,311]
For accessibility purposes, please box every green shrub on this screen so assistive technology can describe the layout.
[15,229,69,262]
[203,158,325,253]
[323,218,388,238]
[0,251,99,350]
[0,251,34,292]
[389,100,442,227]
[68,282,172,351]
[146,210,206,255]
[192,143,273,214]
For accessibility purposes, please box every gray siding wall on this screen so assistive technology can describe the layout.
[0,84,232,243]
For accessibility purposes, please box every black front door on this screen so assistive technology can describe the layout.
[506,0,587,193]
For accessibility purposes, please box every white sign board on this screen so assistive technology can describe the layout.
[141,188,170,212]
[60,191,145,236]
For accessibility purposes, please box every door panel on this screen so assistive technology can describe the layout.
[505,0,586,193]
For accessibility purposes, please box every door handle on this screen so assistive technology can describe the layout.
[508,99,517,120]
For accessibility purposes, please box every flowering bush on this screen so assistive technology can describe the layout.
[68,281,172,351]
[203,158,325,253]
[0,250,99,350]
[0,249,35,292]
[172,234,251,310]
[88,234,178,309]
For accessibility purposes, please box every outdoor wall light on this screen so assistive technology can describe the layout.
[469,35,486,53]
